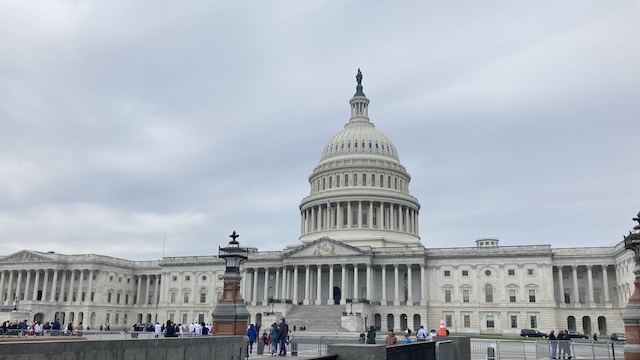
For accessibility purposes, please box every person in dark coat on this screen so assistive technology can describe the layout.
[247,324,259,354]
[278,318,289,355]
[366,325,377,344]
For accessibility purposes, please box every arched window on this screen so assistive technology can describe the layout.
[344,174,349,187]
[394,178,397,190]
[329,176,332,189]
[485,285,493,303]
[387,176,391,189]
[380,175,384,187]
[371,174,375,186]
[353,174,357,185]
[337,175,340,188]
[362,174,366,186]
[322,178,326,190]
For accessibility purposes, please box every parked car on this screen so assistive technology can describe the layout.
[520,329,548,338]
[133,323,155,332]
[611,333,626,342]
[566,331,589,339]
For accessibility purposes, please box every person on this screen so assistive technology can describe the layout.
[403,333,412,344]
[270,323,280,356]
[247,324,258,354]
[278,318,289,355]
[593,332,598,341]
[366,325,377,344]
[560,330,572,359]
[428,329,437,340]
[548,329,557,359]
[359,331,366,344]
[165,320,176,337]
[416,326,427,341]
[385,329,398,346]
[201,322,209,335]
[34,322,43,336]
[154,322,162,338]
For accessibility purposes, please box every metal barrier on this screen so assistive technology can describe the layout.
[470,339,626,360]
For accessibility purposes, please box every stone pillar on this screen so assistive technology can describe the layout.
[42,270,49,303]
[405,207,410,232]
[49,270,58,302]
[136,275,142,305]
[347,202,352,229]
[87,270,94,303]
[23,271,31,301]
[390,204,395,230]
[379,203,384,229]
[59,270,67,302]
[252,269,259,306]
[381,265,387,305]
[572,266,579,304]
[420,264,427,306]
[316,265,322,305]
[407,265,413,305]
[358,202,362,228]
[304,265,310,305]
[340,264,347,305]
[328,265,334,304]
[154,274,160,305]
[0,271,5,304]
[310,207,315,232]
[557,266,565,303]
[293,266,299,304]
[7,271,15,303]
[369,202,373,229]
[263,268,269,305]
[603,265,610,303]
[393,265,400,305]
[76,270,84,304]
[587,265,595,304]
[337,202,342,229]
[145,275,151,305]
[366,264,372,301]
[32,270,40,301]
[15,271,23,302]
[353,265,359,300]
[274,268,280,300]
[68,270,76,303]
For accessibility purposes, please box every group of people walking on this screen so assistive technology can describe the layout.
[246,319,290,356]
[549,330,573,359]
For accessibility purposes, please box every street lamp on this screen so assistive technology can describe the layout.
[621,211,640,360]
[212,231,251,336]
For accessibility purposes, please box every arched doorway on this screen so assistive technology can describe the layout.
[333,287,341,305]
[413,314,421,331]
[146,314,152,323]
[582,316,592,334]
[598,316,607,335]
[567,316,576,331]
[387,314,394,331]
[33,313,44,323]
[400,314,408,331]
[137,314,143,323]
[374,314,382,330]
[90,312,96,328]
[78,312,84,326]
[69,312,75,323]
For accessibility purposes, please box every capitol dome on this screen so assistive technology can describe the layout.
[296,70,422,249]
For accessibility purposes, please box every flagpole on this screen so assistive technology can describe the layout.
[162,233,166,258]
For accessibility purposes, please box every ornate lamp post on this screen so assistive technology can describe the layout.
[212,231,251,335]
[622,212,640,360]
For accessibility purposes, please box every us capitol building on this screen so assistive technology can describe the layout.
[0,71,634,336]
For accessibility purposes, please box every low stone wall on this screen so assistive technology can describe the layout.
[0,335,247,360]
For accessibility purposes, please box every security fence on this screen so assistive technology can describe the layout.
[470,339,625,360]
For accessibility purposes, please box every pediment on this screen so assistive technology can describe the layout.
[0,250,52,263]
[286,238,368,258]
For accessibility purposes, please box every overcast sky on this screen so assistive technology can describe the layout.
[1,1,639,261]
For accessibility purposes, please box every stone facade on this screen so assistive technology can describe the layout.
[0,73,633,336]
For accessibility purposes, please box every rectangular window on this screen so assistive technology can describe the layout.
[124,314,128,324]
[107,293,112,303]
[371,174,375,186]
[127,278,130,284]
[444,270,451,277]
[200,291,206,303]
[352,207,358,225]
[373,208,377,226]
[81,292,85,301]
[109,276,113,281]
[462,289,470,303]
[444,289,452,303]
[172,276,177,281]
[362,207,368,225]
[462,270,469,276]
[529,289,536,303]
[510,315,518,328]
[486,315,495,329]
[115,314,119,324]
[530,315,538,328]
[463,315,470,328]
[106,314,110,324]
[116,293,121,304]
[508,269,515,276]
[118,277,122,282]
[185,275,191,281]
[509,289,516,303]
[362,174,366,186]
[125,294,129,304]
[169,313,175,322]
[199,314,205,324]
[445,314,452,328]
[183,292,189,303]
[182,314,188,325]
[527,269,534,276]
[171,292,176,303]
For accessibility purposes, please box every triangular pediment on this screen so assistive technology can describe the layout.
[0,250,53,263]
[285,238,369,258]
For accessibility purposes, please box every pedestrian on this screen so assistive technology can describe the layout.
[548,329,557,359]
[359,331,366,344]
[278,318,289,355]
[366,325,377,344]
[247,324,258,354]
[385,329,398,346]
[593,332,598,341]
[154,322,162,338]
[417,326,427,341]
[270,323,280,356]
[403,333,412,344]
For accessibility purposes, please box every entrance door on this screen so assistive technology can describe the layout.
[333,287,341,305]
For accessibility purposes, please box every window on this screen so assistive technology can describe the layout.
[185,275,191,281]
[527,269,534,276]
[444,289,452,303]
[182,314,188,325]
[107,292,112,303]
[387,176,391,188]
[353,174,357,185]
[486,315,495,329]
[371,174,375,186]
[463,315,471,328]
[462,270,469,277]
[118,277,122,282]
[508,269,515,276]
[328,176,332,189]
[485,285,493,303]
[362,207,368,225]
[343,207,348,226]
[380,175,383,187]
[125,294,129,304]
[510,315,518,328]
[106,314,110,324]
[322,178,326,190]
[529,289,536,303]
[394,178,397,190]
[127,278,130,284]
[202,275,207,281]
[116,293,121,304]
[445,314,452,328]
[530,315,538,328]
[169,313,174,322]
[183,292,189,303]
[462,289,470,303]
[172,276,177,281]
[124,314,128,324]
[352,207,357,226]
[444,270,451,277]
[344,175,349,187]
[171,292,176,303]
[115,314,119,324]
[109,276,113,281]
[200,289,207,303]
[362,174,366,186]
[337,175,340,187]
[509,289,516,303]
[485,270,491,276]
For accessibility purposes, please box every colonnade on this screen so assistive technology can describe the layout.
[241,263,427,307]
[554,265,612,305]
[0,269,96,305]
[300,201,419,235]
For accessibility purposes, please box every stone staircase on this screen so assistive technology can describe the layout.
[284,305,347,332]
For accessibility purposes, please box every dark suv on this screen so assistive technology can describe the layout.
[611,333,626,342]
[566,331,589,339]
[133,323,155,332]
[520,329,548,338]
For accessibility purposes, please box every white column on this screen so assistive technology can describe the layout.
[328,265,334,304]
[252,269,259,306]
[32,271,40,301]
[572,266,579,304]
[136,275,142,304]
[59,270,67,302]
[379,203,384,229]
[557,266,564,303]
[407,265,413,305]
[15,271,23,302]
[49,270,58,302]
[263,268,270,304]
[303,265,310,305]
[145,275,151,305]
[23,271,31,302]
[357,202,362,228]
[366,264,372,301]
[381,265,387,305]
[154,275,160,305]
[340,264,347,305]
[368,202,373,229]
[310,207,315,232]
[393,265,400,305]
[0,271,5,304]
[300,212,305,234]
[390,204,395,230]
[353,265,359,300]
[587,265,594,304]
[405,207,410,232]
[603,265,610,303]
[347,202,352,228]
[87,270,94,303]
[76,270,84,304]
[7,271,15,303]
[282,267,288,300]
[420,264,426,306]
[316,265,322,305]
[337,203,342,229]
[68,270,76,303]
[275,268,280,300]
[327,204,331,229]
[293,266,299,304]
